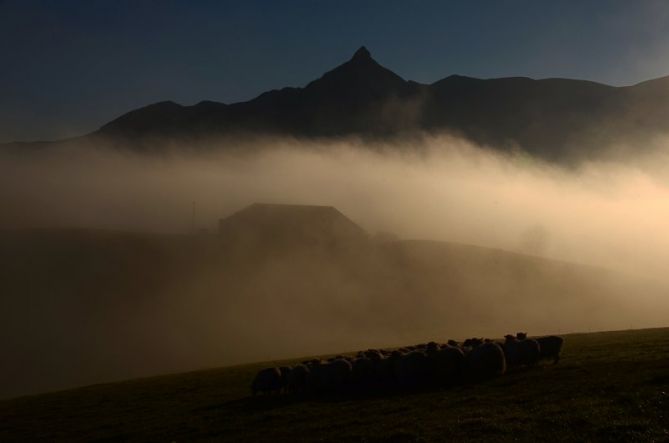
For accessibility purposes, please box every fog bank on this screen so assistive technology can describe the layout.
[3,135,669,279]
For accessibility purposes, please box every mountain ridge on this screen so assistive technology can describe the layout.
[8,46,669,162]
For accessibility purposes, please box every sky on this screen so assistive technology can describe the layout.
[2,0,669,142]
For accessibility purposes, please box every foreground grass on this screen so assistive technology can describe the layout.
[1,328,668,442]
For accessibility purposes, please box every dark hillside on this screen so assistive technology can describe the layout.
[1,216,667,399]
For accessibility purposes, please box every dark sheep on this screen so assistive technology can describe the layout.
[286,364,310,393]
[427,345,465,386]
[321,358,352,392]
[386,350,405,381]
[375,355,396,388]
[535,335,564,364]
[395,351,430,388]
[465,342,506,380]
[278,366,292,393]
[251,367,282,396]
[351,356,374,389]
[503,334,541,367]
[305,360,326,393]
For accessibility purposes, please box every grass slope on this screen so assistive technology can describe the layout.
[1,328,668,442]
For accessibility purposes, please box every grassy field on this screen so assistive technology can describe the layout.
[1,328,668,442]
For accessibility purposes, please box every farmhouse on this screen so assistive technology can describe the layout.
[218,203,368,249]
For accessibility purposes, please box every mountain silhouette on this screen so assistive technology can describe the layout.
[21,46,669,161]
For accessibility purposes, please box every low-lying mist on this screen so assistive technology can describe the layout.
[3,135,669,278]
[2,135,669,399]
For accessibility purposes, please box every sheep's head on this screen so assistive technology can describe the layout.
[516,332,528,340]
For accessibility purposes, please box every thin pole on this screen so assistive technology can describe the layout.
[191,201,195,234]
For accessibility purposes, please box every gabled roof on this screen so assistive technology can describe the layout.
[218,203,367,246]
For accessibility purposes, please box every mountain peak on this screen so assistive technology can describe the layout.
[301,45,406,96]
[351,46,372,62]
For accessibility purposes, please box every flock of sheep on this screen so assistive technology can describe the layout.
[251,332,563,396]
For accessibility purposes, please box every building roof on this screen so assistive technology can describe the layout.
[218,203,367,246]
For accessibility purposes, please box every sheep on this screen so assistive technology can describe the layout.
[305,360,326,393]
[278,366,292,393]
[504,334,541,367]
[464,341,506,380]
[251,367,282,396]
[426,344,465,386]
[535,335,564,364]
[314,358,352,392]
[375,355,397,389]
[320,358,352,393]
[286,364,310,394]
[395,350,430,389]
[252,332,565,398]
[351,356,374,390]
